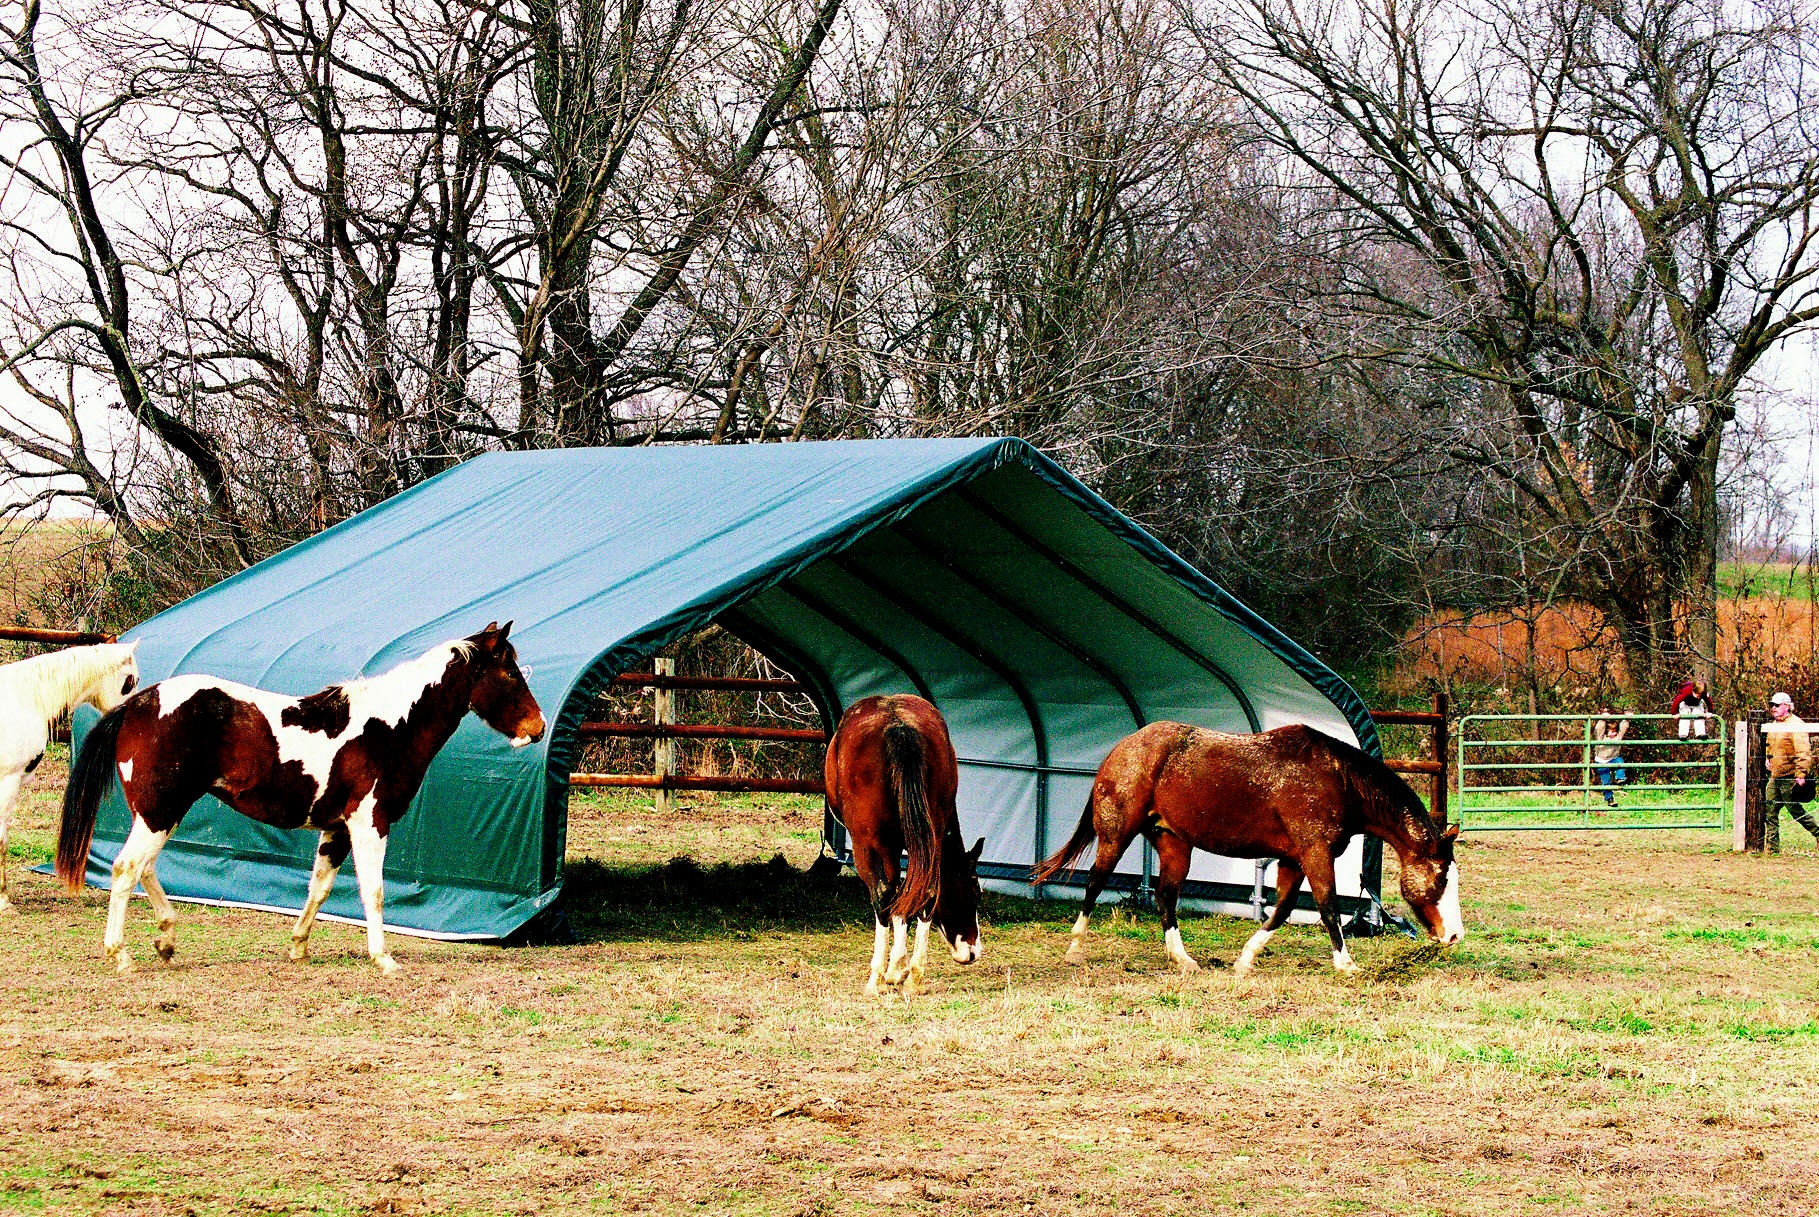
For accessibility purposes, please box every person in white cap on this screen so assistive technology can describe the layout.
[1765,691,1815,853]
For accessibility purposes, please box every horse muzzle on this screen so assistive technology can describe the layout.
[510,715,547,747]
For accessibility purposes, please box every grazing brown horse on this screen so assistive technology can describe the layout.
[824,695,983,995]
[1033,722,1462,975]
[56,623,544,975]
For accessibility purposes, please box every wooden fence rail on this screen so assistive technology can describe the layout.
[0,626,114,645]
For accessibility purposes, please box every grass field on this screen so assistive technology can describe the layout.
[5,753,1819,1215]
[1719,562,1816,602]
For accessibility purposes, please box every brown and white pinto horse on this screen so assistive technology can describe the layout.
[56,623,544,975]
[1033,722,1463,975]
[824,695,983,995]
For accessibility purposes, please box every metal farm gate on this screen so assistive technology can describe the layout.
[1458,713,1730,832]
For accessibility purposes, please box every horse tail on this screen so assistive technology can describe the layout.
[1032,790,1098,885]
[884,720,939,919]
[57,705,126,892]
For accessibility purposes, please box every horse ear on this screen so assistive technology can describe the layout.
[496,620,513,642]
[1442,823,1461,842]
[968,836,985,862]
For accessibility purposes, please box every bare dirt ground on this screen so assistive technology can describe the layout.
[4,754,1819,1215]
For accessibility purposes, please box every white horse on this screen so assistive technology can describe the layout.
[0,642,140,911]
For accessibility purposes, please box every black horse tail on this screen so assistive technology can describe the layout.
[1032,790,1098,885]
[57,706,126,892]
[884,721,939,919]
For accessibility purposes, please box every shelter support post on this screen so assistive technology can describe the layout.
[653,659,676,814]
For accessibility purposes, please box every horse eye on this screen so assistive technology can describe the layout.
[122,675,137,694]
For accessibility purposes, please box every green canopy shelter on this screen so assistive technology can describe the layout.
[76,438,1387,940]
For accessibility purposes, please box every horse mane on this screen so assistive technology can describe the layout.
[0,643,130,716]
[1301,725,1443,846]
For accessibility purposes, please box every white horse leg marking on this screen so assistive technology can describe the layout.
[346,795,398,975]
[1332,947,1358,972]
[290,835,342,962]
[104,818,169,974]
[864,920,889,996]
[883,916,909,985]
[906,917,932,992]
[1438,861,1464,944]
[139,867,178,962]
[0,771,21,914]
[1064,911,1090,964]
[1164,926,1200,974]
[1233,927,1275,976]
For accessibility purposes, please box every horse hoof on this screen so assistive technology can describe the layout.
[1333,952,1358,974]
[864,980,881,998]
[155,941,176,963]
[1064,945,1085,966]
[375,954,401,976]
[1232,959,1254,978]
[289,942,310,963]
[113,953,136,975]
[1175,956,1202,975]
[0,897,16,916]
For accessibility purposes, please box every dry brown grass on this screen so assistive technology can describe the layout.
[3,754,1819,1215]
[1396,599,1819,694]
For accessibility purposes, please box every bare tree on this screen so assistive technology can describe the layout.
[1202,0,1819,687]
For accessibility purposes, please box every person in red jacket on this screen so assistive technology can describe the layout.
[1671,677,1713,740]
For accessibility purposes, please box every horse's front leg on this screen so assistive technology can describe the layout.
[290,826,350,962]
[104,818,169,974]
[0,770,22,915]
[345,798,398,976]
[1300,856,1354,973]
[905,917,932,994]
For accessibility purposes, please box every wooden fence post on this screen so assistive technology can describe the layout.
[654,657,676,814]
[1745,709,1767,854]
[1733,719,1749,852]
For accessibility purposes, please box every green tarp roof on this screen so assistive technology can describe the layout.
[79,437,1379,939]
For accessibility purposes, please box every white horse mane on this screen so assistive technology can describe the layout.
[0,643,135,720]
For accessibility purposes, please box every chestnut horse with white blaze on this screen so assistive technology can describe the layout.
[824,695,983,995]
[1033,722,1463,975]
[55,623,544,975]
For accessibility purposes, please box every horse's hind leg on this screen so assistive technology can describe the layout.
[1235,861,1304,976]
[139,868,178,962]
[290,827,349,963]
[883,915,911,985]
[1150,831,1198,974]
[104,817,170,974]
[865,912,890,997]
[1064,824,1132,965]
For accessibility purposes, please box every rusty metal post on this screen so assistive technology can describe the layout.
[653,657,676,814]
[1745,709,1767,853]
[1432,689,1449,826]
